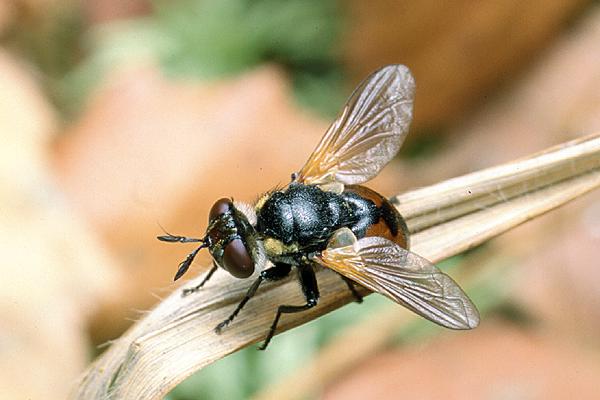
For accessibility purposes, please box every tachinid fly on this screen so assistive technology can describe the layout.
[159,65,480,350]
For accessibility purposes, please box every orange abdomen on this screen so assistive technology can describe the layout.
[344,185,410,250]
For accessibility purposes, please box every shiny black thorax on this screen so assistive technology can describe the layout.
[256,183,379,253]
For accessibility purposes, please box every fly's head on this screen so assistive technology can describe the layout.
[203,198,259,279]
[159,198,263,281]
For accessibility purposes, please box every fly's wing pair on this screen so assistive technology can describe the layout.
[299,65,479,330]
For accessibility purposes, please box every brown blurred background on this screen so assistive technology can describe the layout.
[2,1,600,399]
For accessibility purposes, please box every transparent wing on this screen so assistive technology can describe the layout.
[296,65,415,186]
[317,236,479,330]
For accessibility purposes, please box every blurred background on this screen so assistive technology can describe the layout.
[2,0,600,399]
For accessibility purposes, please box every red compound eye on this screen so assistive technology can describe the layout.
[209,198,233,221]
[222,238,255,278]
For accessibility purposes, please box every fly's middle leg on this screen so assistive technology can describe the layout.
[215,263,292,333]
[258,263,319,350]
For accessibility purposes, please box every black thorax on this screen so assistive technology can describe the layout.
[256,183,378,251]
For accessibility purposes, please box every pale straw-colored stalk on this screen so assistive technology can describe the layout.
[71,132,600,400]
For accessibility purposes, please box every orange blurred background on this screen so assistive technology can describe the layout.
[2,1,600,399]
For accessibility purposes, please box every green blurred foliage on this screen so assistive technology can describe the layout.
[57,0,346,118]
[399,129,449,160]
[154,0,340,77]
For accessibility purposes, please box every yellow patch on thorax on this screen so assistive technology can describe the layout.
[254,192,271,212]
[263,237,299,257]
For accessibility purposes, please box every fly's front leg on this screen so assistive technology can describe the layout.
[157,231,208,281]
[182,263,219,297]
[215,263,292,333]
[258,263,320,350]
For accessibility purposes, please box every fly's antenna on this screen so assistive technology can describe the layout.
[157,224,204,243]
[157,234,204,243]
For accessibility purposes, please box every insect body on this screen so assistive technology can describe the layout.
[256,183,406,257]
[159,65,479,349]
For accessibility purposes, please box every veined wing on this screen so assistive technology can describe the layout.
[316,236,479,330]
[296,65,415,186]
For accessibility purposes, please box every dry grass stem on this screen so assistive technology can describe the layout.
[71,132,600,400]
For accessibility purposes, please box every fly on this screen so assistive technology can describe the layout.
[158,65,480,350]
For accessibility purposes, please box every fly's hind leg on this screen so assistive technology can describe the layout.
[215,263,292,333]
[258,263,320,350]
[340,275,363,303]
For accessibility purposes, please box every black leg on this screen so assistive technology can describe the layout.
[264,262,292,280]
[182,263,218,297]
[341,276,363,303]
[215,263,292,334]
[258,263,320,350]
[215,275,264,334]
[158,229,208,281]
[172,243,208,281]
